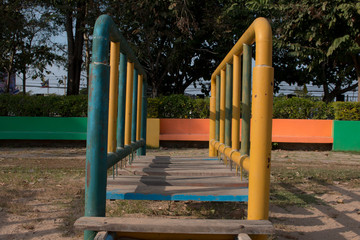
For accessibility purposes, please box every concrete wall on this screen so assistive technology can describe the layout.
[1,117,359,152]
[333,120,360,151]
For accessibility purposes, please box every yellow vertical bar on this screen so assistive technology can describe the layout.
[247,66,274,221]
[136,75,143,141]
[209,76,216,157]
[124,61,134,146]
[219,69,226,144]
[107,42,120,153]
[232,54,241,150]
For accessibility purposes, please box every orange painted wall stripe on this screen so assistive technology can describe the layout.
[158,119,333,143]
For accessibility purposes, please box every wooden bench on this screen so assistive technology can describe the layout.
[75,217,274,240]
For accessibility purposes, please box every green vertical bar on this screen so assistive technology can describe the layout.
[117,53,127,148]
[241,44,252,156]
[225,63,233,147]
[131,68,138,143]
[215,75,220,142]
[139,80,147,155]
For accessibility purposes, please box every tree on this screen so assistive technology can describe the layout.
[106,0,254,97]
[0,1,58,94]
[249,0,360,102]
[47,0,104,95]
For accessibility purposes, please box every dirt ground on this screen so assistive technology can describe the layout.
[0,147,359,240]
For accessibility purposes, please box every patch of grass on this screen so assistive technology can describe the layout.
[270,164,360,206]
[107,200,246,219]
[58,189,84,237]
[270,185,320,207]
[272,167,360,185]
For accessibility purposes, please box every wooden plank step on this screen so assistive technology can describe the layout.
[117,168,237,177]
[106,184,248,202]
[125,163,228,169]
[107,176,248,187]
[75,217,274,235]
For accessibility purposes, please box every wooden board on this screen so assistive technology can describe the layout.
[75,217,274,235]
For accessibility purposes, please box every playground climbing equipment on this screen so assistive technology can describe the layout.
[83,14,148,240]
[76,14,274,240]
[209,16,274,236]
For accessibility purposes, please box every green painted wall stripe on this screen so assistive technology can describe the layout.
[333,120,360,151]
[0,117,87,140]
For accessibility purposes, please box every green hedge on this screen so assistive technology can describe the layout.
[333,102,360,121]
[148,95,209,119]
[0,94,359,120]
[0,94,88,117]
[273,97,334,119]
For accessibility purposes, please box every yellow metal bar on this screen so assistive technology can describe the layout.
[116,232,235,240]
[247,66,274,221]
[211,140,249,171]
[219,69,226,144]
[232,54,241,150]
[124,61,134,146]
[209,18,273,240]
[107,42,120,153]
[209,75,216,157]
[136,75,143,141]
[211,17,272,79]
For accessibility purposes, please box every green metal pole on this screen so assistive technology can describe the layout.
[84,17,111,240]
[139,81,147,155]
[131,68,138,143]
[117,53,127,148]
[241,44,252,156]
[215,75,220,142]
[225,63,233,147]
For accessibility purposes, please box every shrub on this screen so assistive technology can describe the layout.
[147,98,160,118]
[0,94,88,117]
[333,102,360,120]
[0,94,358,120]
[273,97,334,119]
[158,94,194,118]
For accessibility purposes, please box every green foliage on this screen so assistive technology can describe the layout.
[333,102,360,120]
[147,98,160,118]
[0,2,60,94]
[147,95,209,119]
[273,97,334,119]
[249,0,360,102]
[0,94,88,117]
[107,0,255,97]
[1,94,359,121]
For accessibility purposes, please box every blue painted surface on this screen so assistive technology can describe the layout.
[131,68,138,143]
[139,81,147,155]
[106,190,248,202]
[85,22,111,238]
[201,158,219,161]
[84,15,148,240]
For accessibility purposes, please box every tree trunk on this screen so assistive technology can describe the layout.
[84,32,90,93]
[352,55,360,102]
[5,49,16,93]
[151,81,158,98]
[65,2,86,96]
[358,74,360,102]
[22,70,26,95]
[6,71,11,93]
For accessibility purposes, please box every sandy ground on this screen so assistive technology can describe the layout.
[271,185,360,240]
[0,147,359,240]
